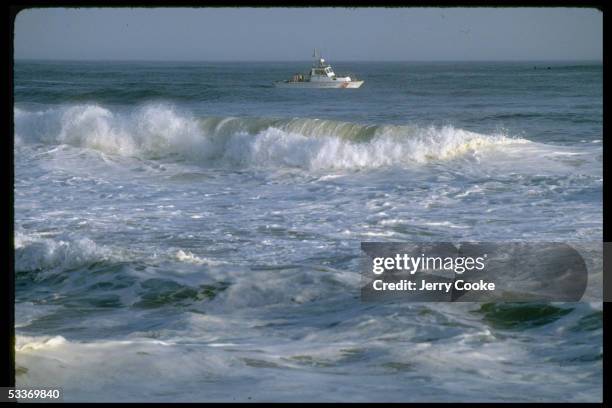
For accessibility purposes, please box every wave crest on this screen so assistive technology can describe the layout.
[15,231,112,273]
[15,103,527,170]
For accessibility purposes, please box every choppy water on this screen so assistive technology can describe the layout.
[14,61,602,402]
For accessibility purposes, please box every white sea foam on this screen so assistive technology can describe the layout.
[14,104,533,171]
[14,301,602,402]
[14,231,112,273]
[16,335,68,351]
[175,249,226,266]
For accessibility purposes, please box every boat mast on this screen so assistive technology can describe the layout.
[312,48,325,67]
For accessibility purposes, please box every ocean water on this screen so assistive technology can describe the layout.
[14,61,602,402]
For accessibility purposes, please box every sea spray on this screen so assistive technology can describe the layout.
[15,103,528,170]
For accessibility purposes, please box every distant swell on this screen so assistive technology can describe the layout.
[14,103,528,170]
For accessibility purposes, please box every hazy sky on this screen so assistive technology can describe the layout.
[14,7,602,61]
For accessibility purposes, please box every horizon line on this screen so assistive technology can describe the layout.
[14,58,603,63]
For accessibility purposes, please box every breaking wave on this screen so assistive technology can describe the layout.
[14,231,113,273]
[15,103,529,170]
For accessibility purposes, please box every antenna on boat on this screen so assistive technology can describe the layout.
[313,48,325,67]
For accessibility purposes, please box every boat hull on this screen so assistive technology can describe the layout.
[274,80,364,89]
